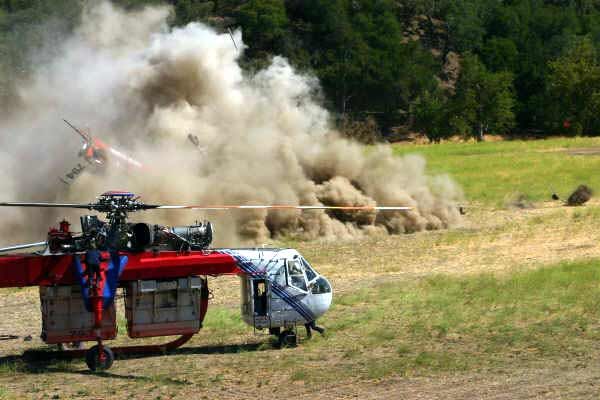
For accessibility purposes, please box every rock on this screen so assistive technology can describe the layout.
[566,185,593,206]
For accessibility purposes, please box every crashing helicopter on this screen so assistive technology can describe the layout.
[59,120,143,185]
[0,191,409,371]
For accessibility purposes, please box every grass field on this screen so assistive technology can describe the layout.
[393,136,600,205]
[3,259,600,399]
[3,137,600,399]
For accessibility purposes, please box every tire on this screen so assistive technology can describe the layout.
[278,331,297,348]
[85,345,114,371]
[269,327,281,336]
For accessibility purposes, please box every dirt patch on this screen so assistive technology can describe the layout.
[309,360,600,399]
[504,192,535,209]
[565,147,600,156]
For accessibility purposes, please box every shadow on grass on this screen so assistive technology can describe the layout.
[0,341,274,380]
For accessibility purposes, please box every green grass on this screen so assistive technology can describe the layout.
[202,307,248,339]
[392,137,600,205]
[268,258,600,382]
[319,259,600,380]
[111,258,600,386]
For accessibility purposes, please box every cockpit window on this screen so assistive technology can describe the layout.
[302,258,317,282]
[287,259,307,292]
[273,264,286,287]
[311,277,331,294]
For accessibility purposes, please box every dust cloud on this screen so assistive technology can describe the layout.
[0,1,463,246]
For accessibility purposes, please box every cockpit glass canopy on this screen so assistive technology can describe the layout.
[288,259,307,292]
[311,277,332,294]
[302,258,317,282]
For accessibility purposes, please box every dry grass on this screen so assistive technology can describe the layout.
[2,202,600,399]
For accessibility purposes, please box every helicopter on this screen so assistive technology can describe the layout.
[0,191,410,371]
[59,120,143,185]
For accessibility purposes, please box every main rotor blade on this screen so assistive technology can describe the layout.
[0,241,47,253]
[155,205,412,211]
[63,119,91,142]
[0,202,91,209]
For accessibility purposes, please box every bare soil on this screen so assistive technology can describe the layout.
[566,147,600,156]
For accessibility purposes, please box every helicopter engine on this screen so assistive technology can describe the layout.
[168,223,213,249]
[129,223,154,251]
[45,215,214,253]
[132,222,213,251]
[155,222,213,250]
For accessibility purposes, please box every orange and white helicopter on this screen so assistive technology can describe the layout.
[59,120,143,185]
[0,191,410,371]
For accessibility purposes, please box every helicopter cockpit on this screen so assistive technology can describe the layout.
[272,256,332,296]
[79,142,108,165]
[238,248,332,337]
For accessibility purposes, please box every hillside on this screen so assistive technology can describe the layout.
[3,0,600,140]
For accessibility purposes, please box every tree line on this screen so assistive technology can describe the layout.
[3,0,600,141]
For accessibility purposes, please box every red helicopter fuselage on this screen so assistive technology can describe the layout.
[0,250,240,289]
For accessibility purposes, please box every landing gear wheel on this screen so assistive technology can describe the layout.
[269,327,281,336]
[85,345,114,372]
[278,330,297,348]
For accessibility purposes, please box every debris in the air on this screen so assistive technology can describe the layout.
[187,133,200,147]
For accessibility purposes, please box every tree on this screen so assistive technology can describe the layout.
[546,36,600,134]
[237,0,289,57]
[482,37,518,72]
[446,0,488,52]
[413,89,451,142]
[285,0,438,131]
[450,54,515,140]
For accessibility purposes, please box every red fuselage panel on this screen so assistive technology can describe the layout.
[0,251,240,288]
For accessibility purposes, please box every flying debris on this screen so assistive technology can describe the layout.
[187,133,200,147]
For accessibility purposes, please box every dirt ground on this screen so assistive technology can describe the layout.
[2,202,600,399]
[316,362,600,399]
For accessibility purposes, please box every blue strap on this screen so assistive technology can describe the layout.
[72,252,127,311]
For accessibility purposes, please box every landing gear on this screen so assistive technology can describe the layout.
[273,321,325,347]
[304,321,325,339]
[85,344,114,371]
[278,330,297,348]
[269,327,281,336]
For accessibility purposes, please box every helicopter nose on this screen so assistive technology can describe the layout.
[307,276,333,319]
